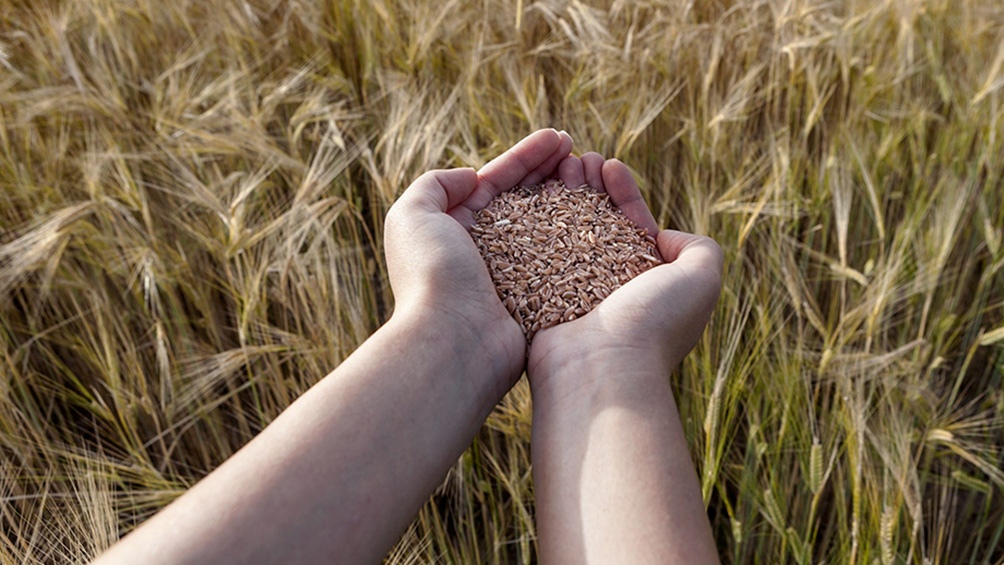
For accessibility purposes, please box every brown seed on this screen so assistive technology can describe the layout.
[470,180,661,342]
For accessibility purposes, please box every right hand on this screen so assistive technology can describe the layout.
[526,153,724,392]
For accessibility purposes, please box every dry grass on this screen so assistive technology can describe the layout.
[472,180,660,341]
[1,0,1002,563]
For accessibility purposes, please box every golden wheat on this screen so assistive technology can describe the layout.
[1,0,1002,563]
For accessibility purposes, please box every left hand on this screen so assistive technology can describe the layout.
[383,129,573,388]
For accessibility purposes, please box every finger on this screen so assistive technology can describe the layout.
[557,155,586,189]
[471,129,567,209]
[657,230,724,278]
[581,152,605,191]
[518,130,574,187]
[601,159,659,236]
[397,168,479,214]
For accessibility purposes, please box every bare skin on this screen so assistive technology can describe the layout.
[94,129,573,564]
[94,129,722,564]
[529,153,723,564]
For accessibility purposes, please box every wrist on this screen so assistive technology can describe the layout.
[527,335,679,412]
[386,303,525,405]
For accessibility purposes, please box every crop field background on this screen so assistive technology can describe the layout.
[1,0,1003,562]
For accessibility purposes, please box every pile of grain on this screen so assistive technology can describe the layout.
[471,180,662,341]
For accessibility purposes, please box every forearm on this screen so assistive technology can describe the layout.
[97,310,514,564]
[530,350,719,564]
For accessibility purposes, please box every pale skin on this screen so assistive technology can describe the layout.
[533,151,723,564]
[94,129,721,564]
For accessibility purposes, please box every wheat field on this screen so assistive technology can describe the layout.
[1,0,1002,563]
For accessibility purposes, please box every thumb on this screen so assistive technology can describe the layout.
[396,168,479,214]
[657,230,724,278]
